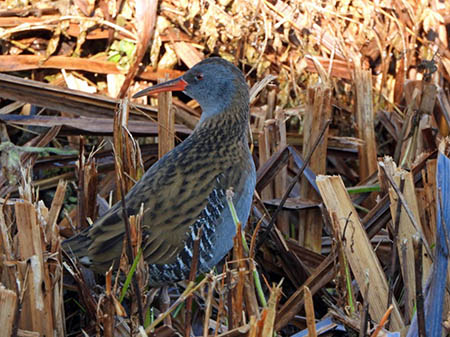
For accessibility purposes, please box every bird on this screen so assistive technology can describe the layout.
[63,57,256,285]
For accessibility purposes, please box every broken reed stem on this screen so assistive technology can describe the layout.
[226,191,267,307]
[119,179,144,326]
[226,269,233,330]
[226,189,239,330]
[0,285,17,337]
[304,286,317,337]
[102,271,115,337]
[233,233,246,327]
[301,86,331,251]
[413,235,427,337]
[113,97,144,326]
[386,176,405,329]
[379,163,432,258]
[317,175,405,330]
[233,220,246,328]
[226,188,245,328]
[354,62,377,179]
[185,225,203,337]
[260,282,282,336]
[256,119,331,250]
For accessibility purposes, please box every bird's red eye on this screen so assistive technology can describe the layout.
[196,73,204,80]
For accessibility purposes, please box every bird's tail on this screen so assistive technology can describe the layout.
[62,229,92,265]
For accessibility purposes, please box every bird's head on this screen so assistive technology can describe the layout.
[133,58,249,122]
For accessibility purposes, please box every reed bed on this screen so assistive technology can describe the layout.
[0,0,449,336]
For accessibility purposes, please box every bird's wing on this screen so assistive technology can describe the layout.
[141,171,229,266]
[87,143,230,270]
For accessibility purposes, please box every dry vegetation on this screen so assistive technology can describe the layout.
[0,0,450,336]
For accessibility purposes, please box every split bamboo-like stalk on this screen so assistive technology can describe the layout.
[382,157,432,320]
[353,58,377,179]
[0,284,17,337]
[113,97,144,199]
[316,175,404,330]
[258,112,290,234]
[15,201,55,336]
[304,285,317,337]
[301,86,331,252]
[260,283,282,337]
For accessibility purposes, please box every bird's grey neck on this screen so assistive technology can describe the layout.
[196,92,249,131]
[195,102,249,138]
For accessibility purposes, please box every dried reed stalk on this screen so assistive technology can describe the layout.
[0,284,17,337]
[382,157,432,320]
[316,175,404,330]
[301,86,331,252]
[304,285,317,337]
[15,201,55,336]
[353,58,377,180]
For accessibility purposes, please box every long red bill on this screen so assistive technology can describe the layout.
[133,77,188,98]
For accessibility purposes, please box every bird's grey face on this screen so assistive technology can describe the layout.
[182,60,247,120]
[132,58,248,122]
